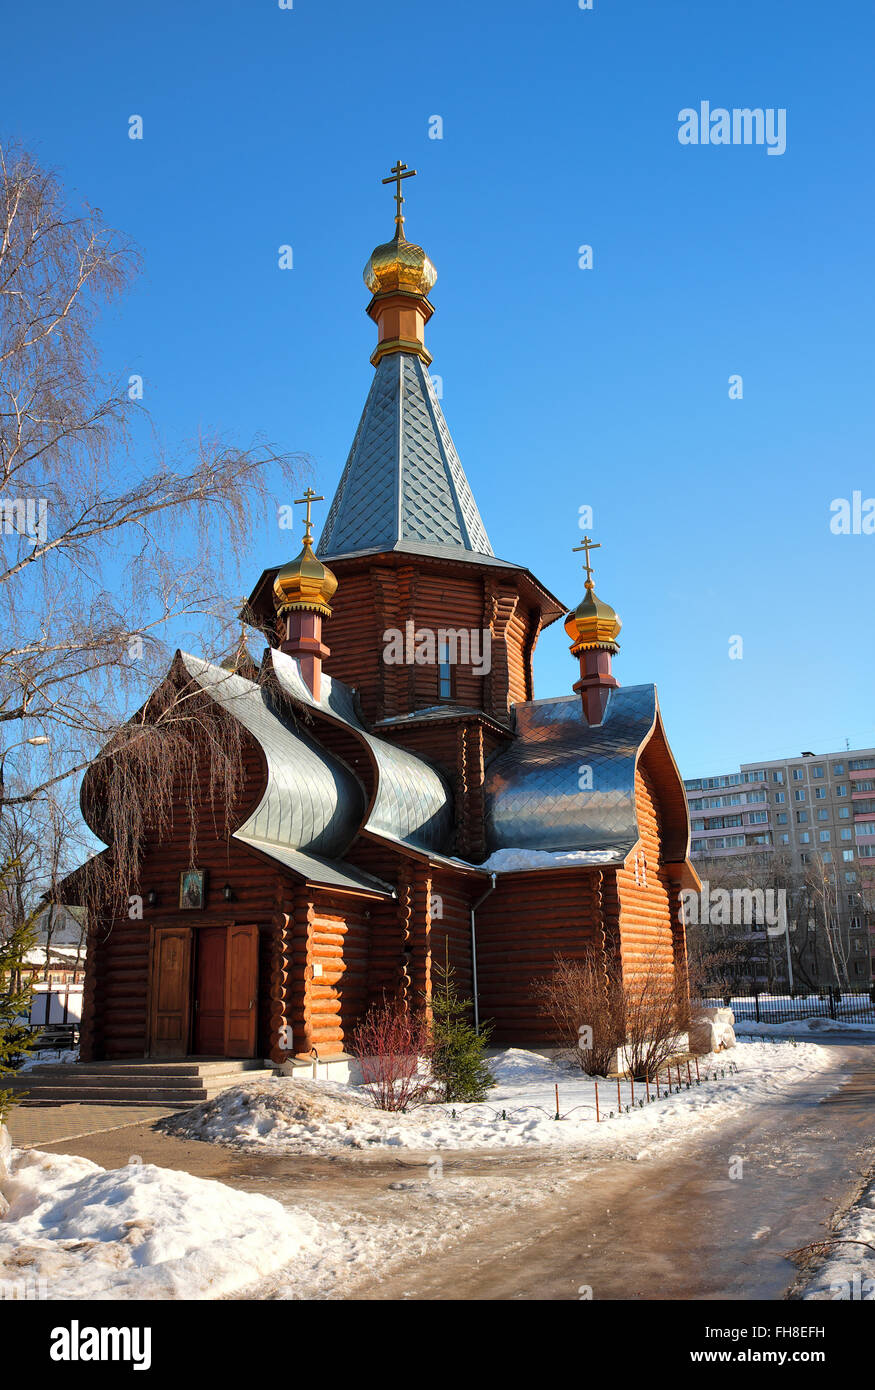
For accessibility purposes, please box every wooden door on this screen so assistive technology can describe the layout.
[194,927,227,1056]
[150,928,192,1057]
[225,924,259,1058]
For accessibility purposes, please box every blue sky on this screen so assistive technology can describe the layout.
[4,0,873,777]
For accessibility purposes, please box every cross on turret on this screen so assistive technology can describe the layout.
[573,535,601,588]
[382,159,417,228]
[294,487,324,543]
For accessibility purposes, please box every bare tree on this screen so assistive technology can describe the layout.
[0,142,301,900]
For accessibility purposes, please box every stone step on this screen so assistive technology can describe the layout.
[7,1071,212,1090]
[8,1061,277,1107]
[18,1059,268,1077]
[12,1086,209,1105]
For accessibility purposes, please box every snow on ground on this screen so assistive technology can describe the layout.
[0,1148,321,1299]
[737,1018,875,1037]
[161,1041,837,1160]
[802,1174,875,1300]
[17,1047,80,1071]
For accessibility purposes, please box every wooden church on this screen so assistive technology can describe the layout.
[72,165,696,1066]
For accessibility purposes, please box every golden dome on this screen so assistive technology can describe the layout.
[273,536,338,618]
[564,583,622,653]
[364,224,437,298]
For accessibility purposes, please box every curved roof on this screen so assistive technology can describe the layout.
[485,685,659,859]
[270,648,454,855]
[180,654,365,860]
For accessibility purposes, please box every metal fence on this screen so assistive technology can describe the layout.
[701,992,875,1026]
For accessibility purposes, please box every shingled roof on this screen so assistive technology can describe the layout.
[316,351,493,561]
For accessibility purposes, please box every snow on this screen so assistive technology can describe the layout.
[161,1041,836,1159]
[802,1175,875,1300]
[0,1148,320,1300]
[479,848,621,873]
[17,1048,80,1071]
[689,1007,736,1054]
[736,1018,875,1037]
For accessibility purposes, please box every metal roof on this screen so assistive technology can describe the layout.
[316,352,493,560]
[234,837,395,897]
[484,684,659,857]
[180,654,364,860]
[270,648,454,855]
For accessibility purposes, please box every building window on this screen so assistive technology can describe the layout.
[796,811,808,824]
[843,850,855,862]
[781,833,790,845]
[833,763,845,775]
[777,812,788,824]
[845,871,857,883]
[841,829,852,840]
[812,766,824,778]
[836,784,847,796]
[775,792,785,803]
[815,787,826,800]
[823,852,832,862]
[437,640,453,700]
[819,830,831,842]
[794,789,806,802]
[840,807,850,819]
[799,832,810,844]
[817,809,829,821]
[792,768,804,781]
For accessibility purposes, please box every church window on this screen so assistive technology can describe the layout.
[437,639,453,700]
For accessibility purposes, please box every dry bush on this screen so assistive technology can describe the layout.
[536,951,690,1079]
[349,1000,434,1112]
[622,956,687,1080]
[534,953,626,1076]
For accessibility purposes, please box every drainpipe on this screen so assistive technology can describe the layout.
[470,873,497,1035]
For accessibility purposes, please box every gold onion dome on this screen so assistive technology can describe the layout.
[273,535,338,619]
[364,224,437,298]
[564,583,622,652]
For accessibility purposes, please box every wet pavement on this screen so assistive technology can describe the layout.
[357,1043,875,1300]
[7,1039,873,1300]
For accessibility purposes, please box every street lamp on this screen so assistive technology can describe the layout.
[0,735,51,802]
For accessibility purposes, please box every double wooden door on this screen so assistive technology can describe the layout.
[149,923,259,1058]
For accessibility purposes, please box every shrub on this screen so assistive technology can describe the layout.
[350,999,433,1112]
[428,950,494,1103]
[534,953,625,1076]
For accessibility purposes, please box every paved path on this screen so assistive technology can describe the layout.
[6,1104,178,1151]
[353,1044,875,1301]
[6,1043,873,1301]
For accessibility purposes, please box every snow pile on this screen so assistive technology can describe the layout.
[802,1176,875,1300]
[480,848,620,873]
[736,1017,875,1037]
[0,1148,320,1299]
[161,1041,835,1158]
[689,1007,736,1054]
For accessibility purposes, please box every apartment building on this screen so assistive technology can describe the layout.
[684,748,875,986]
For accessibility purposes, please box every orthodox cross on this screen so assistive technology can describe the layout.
[382,159,417,226]
[295,487,323,542]
[573,535,601,586]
